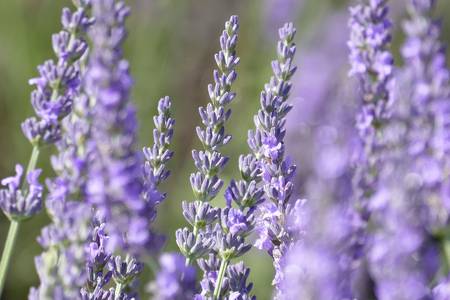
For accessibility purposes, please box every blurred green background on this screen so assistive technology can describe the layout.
[1,0,450,299]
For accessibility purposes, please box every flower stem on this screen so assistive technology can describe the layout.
[114,282,123,300]
[0,220,20,296]
[442,239,450,273]
[213,258,229,300]
[26,146,40,177]
[0,145,40,297]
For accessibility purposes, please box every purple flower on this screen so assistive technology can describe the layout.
[30,201,93,299]
[279,203,355,300]
[85,0,149,255]
[176,16,251,300]
[434,276,450,300]
[0,164,43,221]
[399,0,450,227]
[347,1,395,275]
[245,22,300,294]
[149,253,196,300]
[28,2,94,298]
[366,1,450,298]
[22,4,93,146]
[348,0,394,215]
[143,96,175,199]
[220,207,250,236]
[81,218,114,299]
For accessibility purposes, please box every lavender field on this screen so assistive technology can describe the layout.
[1,0,450,299]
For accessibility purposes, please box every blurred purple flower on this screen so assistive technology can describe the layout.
[85,0,149,256]
[149,253,196,300]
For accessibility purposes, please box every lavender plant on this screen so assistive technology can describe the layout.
[246,23,303,295]
[175,15,256,300]
[0,0,93,296]
[348,0,394,258]
[5,0,450,298]
[366,0,450,298]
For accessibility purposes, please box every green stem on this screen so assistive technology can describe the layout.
[0,220,20,296]
[213,258,229,300]
[114,282,123,299]
[26,146,40,176]
[0,145,39,298]
[443,239,450,273]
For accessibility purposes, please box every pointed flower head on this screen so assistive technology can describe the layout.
[0,164,43,221]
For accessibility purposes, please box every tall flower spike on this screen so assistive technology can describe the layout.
[246,22,301,295]
[142,96,175,223]
[85,0,149,257]
[348,0,394,219]
[143,96,175,192]
[367,0,449,298]
[0,1,93,298]
[176,15,246,300]
[0,0,92,226]
[29,1,95,298]
[22,1,93,146]
[401,0,450,227]
[347,0,394,269]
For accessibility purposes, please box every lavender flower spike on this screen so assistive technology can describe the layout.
[176,15,248,300]
[23,0,93,146]
[176,15,240,263]
[348,0,394,218]
[0,165,43,221]
[29,0,95,297]
[347,0,394,272]
[85,0,149,256]
[0,1,93,297]
[367,1,450,298]
[247,22,301,294]
[142,96,175,214]
[401,0,450,227]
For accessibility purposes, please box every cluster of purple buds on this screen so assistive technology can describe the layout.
[401,0,450,228]
[142,96,175,234]
[365,0,450,298]
[22,0,93,146]
[247,22,301,292]
[30,202,93,299]
[0,0,93,225]
[0,1,93,297]
[0,165,42,221]
[84,0,149,256]
[29,1,96,298]
[80,216,143,300]
[175,15,257,299]
[176,15,240,262]
[347,0,394,269]
[149,253,197,300]
[348,0,394,221]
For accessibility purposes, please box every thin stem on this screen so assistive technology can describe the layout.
[443,239,450,274]
[0,220,20,296]
[213,258,229,300]
[114,282,123,300]
[0,145,39,298]
[26,146,40,177]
